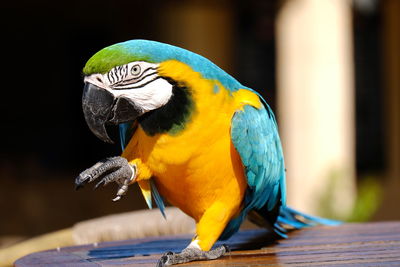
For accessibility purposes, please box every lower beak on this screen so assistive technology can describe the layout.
[82,82,115,143]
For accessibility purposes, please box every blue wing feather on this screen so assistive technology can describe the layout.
[222,96,339,240]
[151,180,166,218]
[220,102,286,239]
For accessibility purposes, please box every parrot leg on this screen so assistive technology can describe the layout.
[75,156,136,201]
[156,245,228,266]
[157,202,234,266]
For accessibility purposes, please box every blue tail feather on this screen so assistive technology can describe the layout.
[275,205,341,236]
[272,222,288,238]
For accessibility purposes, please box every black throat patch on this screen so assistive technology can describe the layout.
[137,77,194,136]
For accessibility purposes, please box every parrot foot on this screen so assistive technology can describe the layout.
[75,156,136,201]
[156,245,229,266]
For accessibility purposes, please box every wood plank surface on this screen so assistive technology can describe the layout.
[15,222,400,266]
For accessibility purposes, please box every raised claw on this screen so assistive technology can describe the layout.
[112,165,136,201]
[75,161,105,190]
[75,156,136,200]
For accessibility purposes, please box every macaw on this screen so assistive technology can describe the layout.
[75,40,339,266]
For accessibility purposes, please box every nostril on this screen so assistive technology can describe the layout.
[96,77,102,83]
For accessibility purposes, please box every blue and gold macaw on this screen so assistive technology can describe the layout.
[76,40,338,266]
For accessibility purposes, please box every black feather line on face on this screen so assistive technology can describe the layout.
[113,71,158,90]
[111,67,158,89]
[137,77,194,136]
[118,67,157,85]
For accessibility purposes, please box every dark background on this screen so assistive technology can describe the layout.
[0,0,390,238]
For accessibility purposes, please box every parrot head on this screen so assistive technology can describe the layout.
[82,39,241,143]
[82,40,179,143]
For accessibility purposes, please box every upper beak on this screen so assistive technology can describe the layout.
[82,82,115,143]
[82,82,142,144]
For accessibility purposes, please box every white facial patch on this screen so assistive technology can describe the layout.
[84,61,173,114]
[110,78,173,113]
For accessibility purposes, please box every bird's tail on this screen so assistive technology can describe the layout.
[272,205,341,238]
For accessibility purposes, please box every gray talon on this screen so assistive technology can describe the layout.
[156,245,228,266]
[75,156,136,200]
[157,255,171,267]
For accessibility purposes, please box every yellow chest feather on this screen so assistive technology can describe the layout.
[122,60,261,220]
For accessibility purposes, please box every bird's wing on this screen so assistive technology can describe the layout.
[221,102,286,239]
[231,103,286,210]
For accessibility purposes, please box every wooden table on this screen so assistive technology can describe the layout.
[15,222,400,266]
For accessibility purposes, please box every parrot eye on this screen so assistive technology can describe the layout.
[107,62,159,90]
[131,65,141,76]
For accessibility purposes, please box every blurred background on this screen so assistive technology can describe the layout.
[0,0,399,252]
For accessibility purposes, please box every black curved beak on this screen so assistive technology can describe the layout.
[82,82,142,144]
[82,82,115,143]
